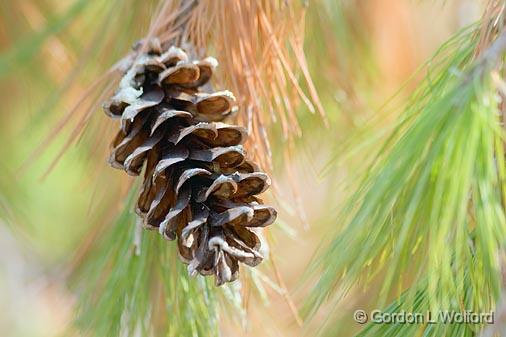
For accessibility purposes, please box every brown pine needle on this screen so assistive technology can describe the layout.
[19,68,116,176]
[269,249,304,327]
[40,80,114,181]
[143,0,326,169]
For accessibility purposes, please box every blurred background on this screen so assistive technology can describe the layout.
[0,0,486,336]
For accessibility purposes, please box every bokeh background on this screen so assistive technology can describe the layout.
[0,0,485,336]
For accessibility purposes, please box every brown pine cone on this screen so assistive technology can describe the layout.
[103,39,276,285]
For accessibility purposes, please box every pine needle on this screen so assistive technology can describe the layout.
[73,188,221,337]
[125,0,326,170]
[305,6,506,336]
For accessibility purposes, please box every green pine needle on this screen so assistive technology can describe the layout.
[0,0,89,78]
[305,24,506,336]
[73,189,220,337]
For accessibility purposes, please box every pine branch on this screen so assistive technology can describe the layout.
[304,11,506,337]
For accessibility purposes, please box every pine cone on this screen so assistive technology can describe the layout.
[103,39,276,285]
